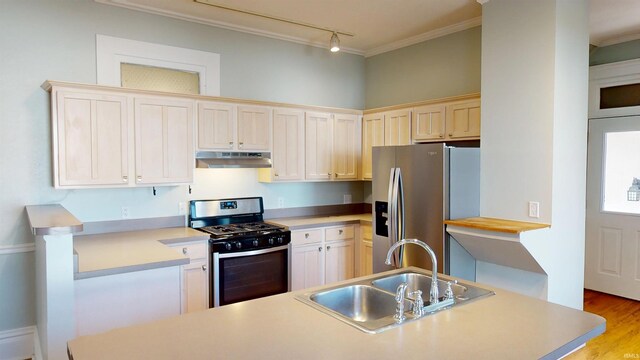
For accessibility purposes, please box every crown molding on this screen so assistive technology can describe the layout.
[594,32,640,47]
[95,0,365,56]
[364,17,482,58]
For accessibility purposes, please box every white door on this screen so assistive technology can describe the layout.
[585,116,640,300]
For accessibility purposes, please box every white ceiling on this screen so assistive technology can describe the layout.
[97,0,640,57]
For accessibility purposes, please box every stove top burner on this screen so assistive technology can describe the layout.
[201,222,284,238]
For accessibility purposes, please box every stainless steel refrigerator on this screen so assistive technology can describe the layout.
[372,143,479,279]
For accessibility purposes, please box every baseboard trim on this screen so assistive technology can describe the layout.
[0,326,37,360]
[0,243,35,255]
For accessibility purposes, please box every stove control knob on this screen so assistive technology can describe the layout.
[277,237,284,244]
[253,240,259,247]
[235,242,242,249]
[268,238,274,245]
[224,243,232,251]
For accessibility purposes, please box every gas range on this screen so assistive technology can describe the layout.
[189,197,291,253]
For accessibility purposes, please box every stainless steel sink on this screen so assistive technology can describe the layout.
[296,270,495,334]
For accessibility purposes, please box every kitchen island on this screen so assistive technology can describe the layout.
[67,267,604,360]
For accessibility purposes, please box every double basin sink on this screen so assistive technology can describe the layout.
[295,269,494,334]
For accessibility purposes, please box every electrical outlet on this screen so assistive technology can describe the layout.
[121,206,130,219]
[528,201,540,218]
[277,197,285,208]
[343,194,352,204]
[178,202,187,215]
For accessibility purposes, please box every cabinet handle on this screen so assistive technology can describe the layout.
[122,176,128,182]
[334,173,338,178]
[339,229,343,235]
[136,176,142,182]
[274,173,279,177]
[305,233,309,239]
[202,265,207,271]
[182,247,188,255]
[327,173,331,176]
[239,142,244,148]
[318,246,322,252]
[326,245,331,251]
[228,141,233,148]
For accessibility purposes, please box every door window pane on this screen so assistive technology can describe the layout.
[120,63,200,95]
[602,131,640,214]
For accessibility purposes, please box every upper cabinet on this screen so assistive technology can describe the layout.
[361,113,384,180]
[237,105,271,151]
[134,96,194,185]
[259,108,305,182]
[305,112,334,181]
[412,104,446,141]
[446,100,481,140]
[305,112,361,181]
[196,102,270,152]
[50,84,194,188]
[384,109,412,146]
[54,89,129,187]
[197,102,235,150]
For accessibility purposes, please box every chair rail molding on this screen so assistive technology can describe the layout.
[0,243,35,255]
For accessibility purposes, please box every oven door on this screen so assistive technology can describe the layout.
[211,244,291,307]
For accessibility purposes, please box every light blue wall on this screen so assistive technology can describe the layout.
[590,39,640,66]
[0,0,365,331]
[365,26,482,108]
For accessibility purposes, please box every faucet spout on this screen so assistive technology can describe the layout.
[385,239,440,304]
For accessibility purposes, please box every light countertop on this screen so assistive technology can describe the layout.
[74,227,209,280]
[25,204,83,236]
[268,213,371,230]
[67,267,605,360]
[445,217,550,234]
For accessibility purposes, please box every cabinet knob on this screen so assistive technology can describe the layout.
[202,265,207,271]
[318,246,322,252]
[305,233,309,239]
[136,176,142,182]
[274,173,279,177]
[339,229,343,235]
[228,141,233,148]
[326,245,331,251]
[439,134,444,138]
[449,133,453,137]
[327,173,331,176]
[122,176,128,182]
[239,142,244,148]
[182,247,188,255]
[334,173,338,178]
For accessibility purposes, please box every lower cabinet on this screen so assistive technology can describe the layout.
[291,225,355,291]
[74,266,181,336]
[169,241,209,314]
[359,224,373,277]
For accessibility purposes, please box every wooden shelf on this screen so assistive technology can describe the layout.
[444,217,550,234]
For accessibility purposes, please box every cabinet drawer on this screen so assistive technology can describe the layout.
[361,225,372,241]
[326,225,355,241]
[171,242,207,260]
[292,229,323,246]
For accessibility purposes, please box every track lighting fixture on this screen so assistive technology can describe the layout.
[330,32,340,52]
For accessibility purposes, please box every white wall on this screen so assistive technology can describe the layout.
[0,0,365,332]
[480,0,588,309]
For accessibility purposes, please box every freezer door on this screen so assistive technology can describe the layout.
[372,146,396,273]
[395,144,445,273]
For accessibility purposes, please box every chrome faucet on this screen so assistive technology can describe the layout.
[385,238,440,305]
[393,283,408,323]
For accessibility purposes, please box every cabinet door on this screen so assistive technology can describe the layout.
[55,90,129,187]
[271,109,305,181]
[291,244,324,291]
[446,100,481,139]
[134,97,194,185]
[359,225,373,277]
[197,102,235,150]
[237,105,271,151]
[180,260,209,314]
[361,113,385,180]
[324,240,355,285]
[384,109,411,146]
[412,105,446,142]
[333,114,360,180]
[305,112,333,180]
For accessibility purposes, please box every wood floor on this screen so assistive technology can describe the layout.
[565,290,640,359]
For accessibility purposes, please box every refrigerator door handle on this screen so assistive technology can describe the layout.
[387,168,397,267]
[396,167,405,266]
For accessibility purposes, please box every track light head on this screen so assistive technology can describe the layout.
[330,32,340,52]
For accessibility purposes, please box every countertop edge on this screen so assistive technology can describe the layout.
[26,204,83,236]
[74,257,190,280]
[268,214,372,230]
[445,217,550,234]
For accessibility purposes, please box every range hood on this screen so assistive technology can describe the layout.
[195,151,272,169]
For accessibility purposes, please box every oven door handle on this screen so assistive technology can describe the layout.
[216,244,290,258]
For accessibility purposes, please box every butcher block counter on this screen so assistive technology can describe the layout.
[67,267,605,360]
